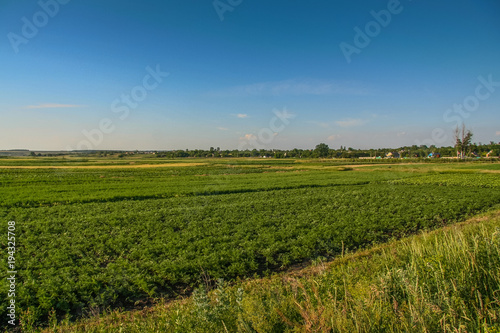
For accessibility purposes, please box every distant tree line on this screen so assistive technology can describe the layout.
[25,142,500,159]
[27,133,499,159]
[149,141,500,159]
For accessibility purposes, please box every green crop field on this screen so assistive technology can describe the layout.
[1,158,499,330]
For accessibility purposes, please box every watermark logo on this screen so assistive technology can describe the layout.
[339,0,405,64]
[415,74,499,148]
[6,221,17,326]
[442,75,500,128]
[7,0,70,53]
[238,107,295,150]
[67,65,169,151]
[213,0,242,21]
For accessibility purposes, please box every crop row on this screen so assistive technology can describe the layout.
[0,167,412,208]
[390,172,500,187]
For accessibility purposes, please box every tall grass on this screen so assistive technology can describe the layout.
[31,209,500,333]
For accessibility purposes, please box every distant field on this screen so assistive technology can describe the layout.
[1,158,499,329]
[0,162,207,169]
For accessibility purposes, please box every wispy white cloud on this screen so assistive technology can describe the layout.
[25,103,85,109]
[240,134,257,141]
[327,134,341,141]
[307,120,331,128]
[217,127,229,131]
[335,118,368,128]
[334,113,381,128]
[207,79,371,97]
[397,131,407,137]
[236,113,248,118]
[496,131,500,136]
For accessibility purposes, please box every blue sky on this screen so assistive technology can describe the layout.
[1,0,499,150]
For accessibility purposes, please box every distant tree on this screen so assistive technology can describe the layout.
[175,150,189,158]
[301,150,312,158]
[454,124,473,159]
[315,143,330,158]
